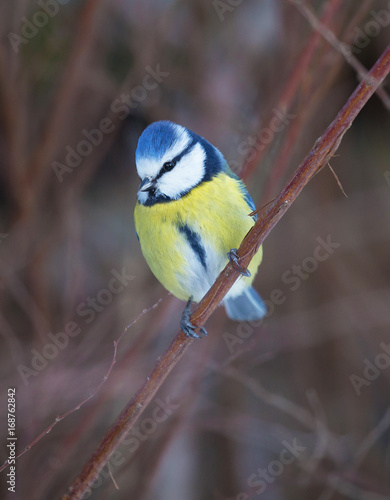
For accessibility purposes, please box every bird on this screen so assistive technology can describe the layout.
[134,120,266,338]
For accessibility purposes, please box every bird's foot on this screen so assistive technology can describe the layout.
[180,297,207,339]
[228,248,251,277]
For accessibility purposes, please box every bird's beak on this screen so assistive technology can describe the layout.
[139,178,155,193]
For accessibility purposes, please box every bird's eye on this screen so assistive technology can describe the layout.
[162,161,175,172]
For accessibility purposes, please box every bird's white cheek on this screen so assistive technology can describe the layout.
[158,143,206,198]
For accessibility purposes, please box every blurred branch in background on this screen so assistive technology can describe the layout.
[241,0,344,185]
[289,0,390,109]
[0,1,390,499]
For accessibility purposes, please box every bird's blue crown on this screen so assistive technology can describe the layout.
[136,121,225,181]
[136,121,188,163]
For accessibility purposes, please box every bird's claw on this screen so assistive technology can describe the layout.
[228,248,251,277]
[180,321,207,339]
[180,297,207,339]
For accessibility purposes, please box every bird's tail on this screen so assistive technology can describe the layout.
[224,287,267,322]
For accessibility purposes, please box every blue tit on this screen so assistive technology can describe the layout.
[134,121,266,338]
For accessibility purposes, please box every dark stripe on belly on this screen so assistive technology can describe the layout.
[178,224,207,271]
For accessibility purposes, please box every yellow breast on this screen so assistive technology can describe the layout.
[134,173,262,300]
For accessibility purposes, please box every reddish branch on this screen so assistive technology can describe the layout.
[241,0,343,181]
[289,0,390,110]
[0,299,163,474]
[61,43,390,500]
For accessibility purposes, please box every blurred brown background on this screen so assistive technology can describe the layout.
[1,1,390,499]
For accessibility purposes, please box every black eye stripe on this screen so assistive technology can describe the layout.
[172,139,196,163]
[156,138,197,179]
